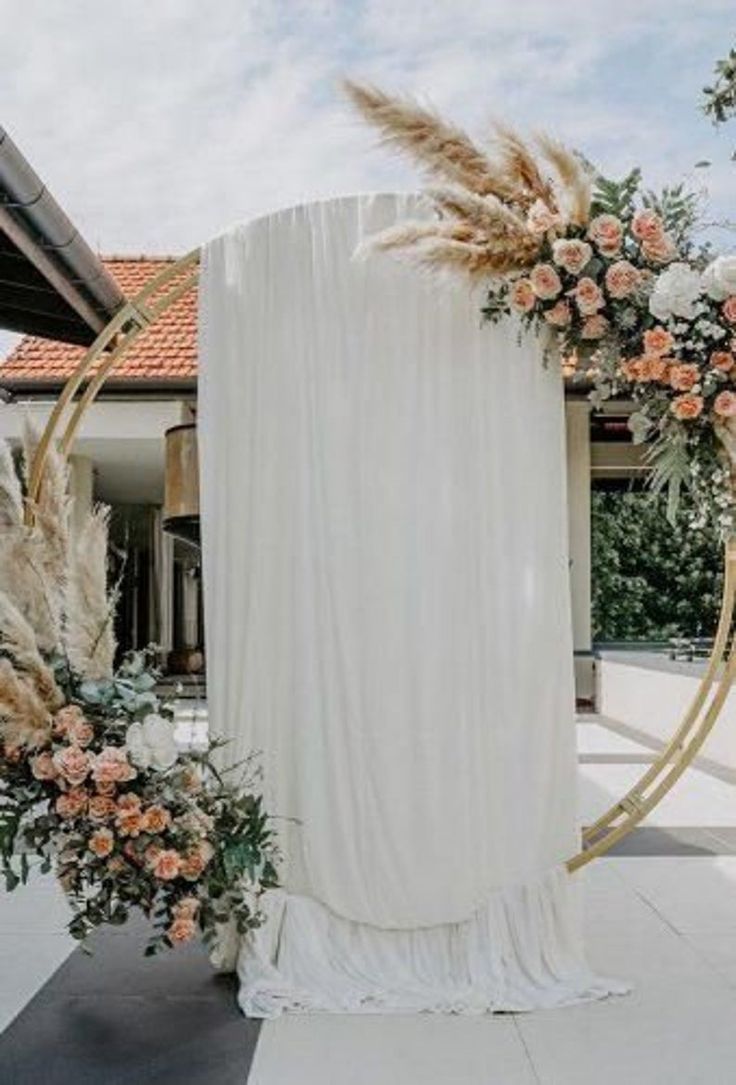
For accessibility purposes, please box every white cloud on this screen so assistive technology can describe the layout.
[0,0,734,261]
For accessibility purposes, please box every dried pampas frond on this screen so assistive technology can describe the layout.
[492,123,553,209]
[0,440,23,530]
[0,592,63,709]
[23,421,70,593]
[343,80,517,201]
[535,133,592,227]
[344,80,589,281]
[0,657,51,749]
[65,505,117,680]
[0,535,62,656]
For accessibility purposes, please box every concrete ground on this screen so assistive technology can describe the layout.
[2,715,736,1084]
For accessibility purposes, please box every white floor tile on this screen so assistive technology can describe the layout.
[578,761,736,827]
[248,1015,537,1085]
[576,724,650,757]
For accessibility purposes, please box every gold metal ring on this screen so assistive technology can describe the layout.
[29,248,736,873]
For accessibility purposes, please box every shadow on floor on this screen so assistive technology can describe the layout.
[0,913,260,1085]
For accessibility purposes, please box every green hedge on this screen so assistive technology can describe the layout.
[591,490,723,642]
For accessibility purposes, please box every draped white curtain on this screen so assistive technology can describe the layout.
[198,193,626,1015]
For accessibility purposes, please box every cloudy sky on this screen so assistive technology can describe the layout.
[1,2,735,259]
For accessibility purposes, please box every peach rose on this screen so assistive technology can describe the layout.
[669,363,700,392]
[581,315,609,340]
[167,917,196,945]
[92,747,136,786]
[53,745,92,788]
[552,238,592,276]
[605,260,640,299]
[671,393,704,420]
[152,849,182,881]
[647,357,672,382]
[529,263,562,300]
[88,795,116,822]
[573,277,604,315]
[643,326,675,357]
[619,358,645,382]
[173,897,200,921]
[714,390,736,417]
[543,300,571,327]
[31,750,58,781]
[144,843,162,868]
[142,805,172,834]
[116,808,144,838]
[631,209,665,243]
[588,214,623,256]
[525,198,560,235]
[723,297,736,324]
[56,788,88,819]
[53,704,85,738]
[509,278,535,313]
[711,351,734,373]
[642,234,677,264]
[88,828,114,859]
[180,852,206,881]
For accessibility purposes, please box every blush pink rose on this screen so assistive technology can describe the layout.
[168,917,196,945]
[714,390,736,418]
[31,750,58,781]
[573,277,604,315]
[588,214,623,256]
[529,263,562,299]
[88,828,114,858]
[552,238,593,276]
[525,198,560,235]
[632,209,665,243]
[151,849,182,881]
[642,234,677,264]
[671,393,704,420]
[92,747,136,786]
[509,278,535,313]
[115,808,144,838]
[56,789,88,819]
[581,315,609,340]
[67,720,95,748]
[53,745,92,788]
[544,300,571,327]
[669,363,700,392]
[53,704,85,738]
[605,260,640,299]
[723,297,736,324]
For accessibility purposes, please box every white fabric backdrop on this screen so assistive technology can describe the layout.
[198,193,625,1014]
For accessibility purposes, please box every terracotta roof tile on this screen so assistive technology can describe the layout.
[1,257,198,386]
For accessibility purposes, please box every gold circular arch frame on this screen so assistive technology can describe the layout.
[27,251,736,874]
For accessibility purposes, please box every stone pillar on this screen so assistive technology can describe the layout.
[566,401,593,704]
[151,508,174,657]
[67,455,94,538]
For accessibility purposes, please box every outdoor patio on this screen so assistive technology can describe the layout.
[1,714,735,1084]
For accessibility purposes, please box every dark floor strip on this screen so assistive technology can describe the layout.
[600,825,736,856]
[0,913,261,1085]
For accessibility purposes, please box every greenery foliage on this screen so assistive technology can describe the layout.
[591,489,722,642]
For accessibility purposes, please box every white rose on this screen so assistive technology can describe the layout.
[702,255,736,301]
[125,713,179,772]
[648,262,702,321]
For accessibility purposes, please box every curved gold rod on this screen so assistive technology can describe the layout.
[27,246,736,873]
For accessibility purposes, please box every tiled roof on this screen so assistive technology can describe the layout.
[0,257,197,386]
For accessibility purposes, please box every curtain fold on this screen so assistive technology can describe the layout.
[198,193,626,1014]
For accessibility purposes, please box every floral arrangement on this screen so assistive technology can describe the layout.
[344,81,736,536]
[0,433,278,954]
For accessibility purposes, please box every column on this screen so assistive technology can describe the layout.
[565,400,593,704]
[67,455,94,538]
